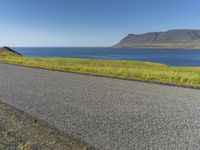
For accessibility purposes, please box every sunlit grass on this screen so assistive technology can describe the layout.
[0,50,200,88]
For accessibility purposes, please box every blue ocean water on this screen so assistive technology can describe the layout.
[12,47,200,66]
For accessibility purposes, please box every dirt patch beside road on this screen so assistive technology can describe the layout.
[0,101,89,150]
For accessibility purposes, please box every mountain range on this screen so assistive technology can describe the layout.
[114,29,200,49]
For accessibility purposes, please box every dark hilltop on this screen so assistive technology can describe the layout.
[0,47,22,56]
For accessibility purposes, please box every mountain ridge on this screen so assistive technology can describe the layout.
[114,29,200,49]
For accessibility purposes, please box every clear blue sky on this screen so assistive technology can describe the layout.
[0,0,200,47]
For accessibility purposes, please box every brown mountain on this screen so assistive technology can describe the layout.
[114,29,200,49]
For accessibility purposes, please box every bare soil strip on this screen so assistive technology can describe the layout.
[0,101,90,150]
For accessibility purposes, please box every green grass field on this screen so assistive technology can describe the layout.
[0,49,200,88]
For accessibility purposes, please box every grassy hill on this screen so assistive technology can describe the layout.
[0,47,22,57]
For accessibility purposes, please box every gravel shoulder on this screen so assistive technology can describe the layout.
[0,101,89,150]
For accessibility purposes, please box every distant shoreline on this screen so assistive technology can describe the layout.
[113,44,200,50]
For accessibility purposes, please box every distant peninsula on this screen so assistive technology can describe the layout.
[114,29,200,49]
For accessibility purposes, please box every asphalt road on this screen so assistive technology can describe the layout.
[0,63,200,150]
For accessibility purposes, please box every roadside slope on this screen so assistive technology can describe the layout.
[0,53,200,88]
[0,101,89,150]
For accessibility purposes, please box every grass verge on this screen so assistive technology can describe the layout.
[0,50,200,88]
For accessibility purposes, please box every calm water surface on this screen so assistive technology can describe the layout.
[12,47,200,66]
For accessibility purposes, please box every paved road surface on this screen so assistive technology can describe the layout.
[0,63,200,150]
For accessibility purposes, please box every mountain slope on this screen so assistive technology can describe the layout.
[114,29,200,49]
